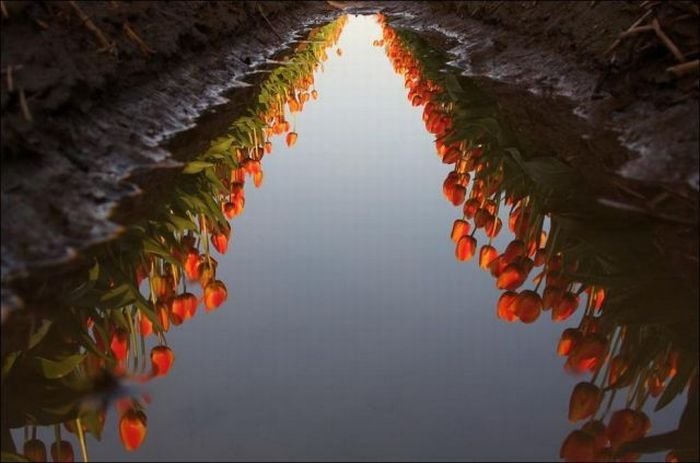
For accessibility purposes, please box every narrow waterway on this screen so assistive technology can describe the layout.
[85,16,680,461]
[4,14,692,463]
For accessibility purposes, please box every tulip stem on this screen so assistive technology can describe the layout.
[140,332,147,373]
[54,424,62,461]
[76,417,89,462]
[600,328,622,388]
[600,388,617,421]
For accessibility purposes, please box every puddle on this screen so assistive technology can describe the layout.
[1,14,697,463]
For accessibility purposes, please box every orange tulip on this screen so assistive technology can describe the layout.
[560,430,596,463]
[557,328,582,356]
[139,313,153,337]
[514,290,542,323]
[204,280,228,311]
[442,146,461,164]
[479,245,498,269]
[253,170,264,188]
[568,382,602,422]
[156,301,170,332]
[184,250,201,281]
[607,409,650,450]
[450,219,471,242]
[488,254,508,278]
[151,274,173,300]
[503,239,526,263]
[286,131,298,147]
[581,420,609,450]
[211,232,229,255]
[171,292,198,324]
[455,236,476,261]
[566,334,608,374]
[50,441,74,462]
[23,439,46,462]
[110,327,129,361]
[533,248,547,267]
[542,286,564,311]
[197,259,218,288]
[473,209,492,229]
[311,89,318,100]
[496,263,527,291]
[545,269,568,289]
[151,345,175,376]
[496,291,519,322]
[552,291,579,322]
[119,409,148,451]
[485,217,502,238]
[463,198,480,218]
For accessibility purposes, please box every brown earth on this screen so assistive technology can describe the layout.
[0,1,341,307]
[1,1,698,309]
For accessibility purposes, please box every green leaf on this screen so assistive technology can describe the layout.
[182,161,214,174]
[82,410,104,440]
[34,354,85,379]
[27,319,53,350]
[169,214,197,232]
[0,452,30,462]
[655,353,697,411]
[2,351,21,381]
[88,260,100,281]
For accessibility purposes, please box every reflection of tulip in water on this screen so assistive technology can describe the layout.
[204,280,228,311]
[568,382,602,422]
[496,291,518,322]
[560,430,596,462]
[23,439,46,462]
[515,290,542,324]
[479,245,498,269]
[450,219,470,242]
[455,236,476,261]
[557,328,582,356]
[110,327,129,361]
[171,292,198,325]
[151,345,175,377]
[50,440,74,462]
[607,408,650,451]
[119,409,148,451]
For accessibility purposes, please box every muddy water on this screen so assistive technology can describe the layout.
[2,15,697,463]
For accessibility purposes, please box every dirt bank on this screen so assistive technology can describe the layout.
[421,1,699,187]
[0,1,340,306]
[1,1,697,310]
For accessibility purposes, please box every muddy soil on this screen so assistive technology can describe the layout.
[1,1,698,310]
[0,1,341,308]
[423,1,699,187]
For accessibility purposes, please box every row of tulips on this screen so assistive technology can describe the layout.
[377,13,696,463]
[5,15,349,462]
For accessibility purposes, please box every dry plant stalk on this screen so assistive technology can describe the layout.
[605,10,654,55]
[123,22,155,56]
[257,5,285,42]
[667,59,699,77]
[68,0,117,55]
[651,18,686,62]
[18,88,32,122]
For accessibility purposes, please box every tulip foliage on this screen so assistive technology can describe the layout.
[1,15,348,461]
[378,13,698,462]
